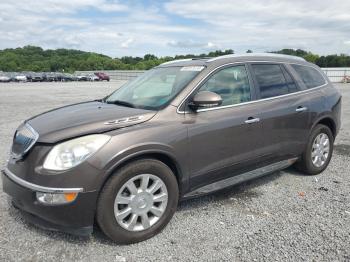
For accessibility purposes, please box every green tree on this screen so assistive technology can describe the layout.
[0,46,349,72]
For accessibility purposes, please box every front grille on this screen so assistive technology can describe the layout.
[11,123,39,157]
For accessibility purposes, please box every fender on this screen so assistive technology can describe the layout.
[309,114,336,137]
[102,142,190,195]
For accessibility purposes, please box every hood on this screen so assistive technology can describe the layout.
[27,101,156,143]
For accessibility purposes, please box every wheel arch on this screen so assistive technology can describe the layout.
[313,116,336,138]
[101,149,186,196]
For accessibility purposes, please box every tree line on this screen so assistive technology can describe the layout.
[272,49,350,68]
[0,46,349,73]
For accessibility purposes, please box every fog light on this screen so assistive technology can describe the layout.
[36,192,78,205]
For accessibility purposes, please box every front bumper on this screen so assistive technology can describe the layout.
[1,168,98,236]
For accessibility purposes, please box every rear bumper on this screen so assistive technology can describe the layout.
[1,169,97,236]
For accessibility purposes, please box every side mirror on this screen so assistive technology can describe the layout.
[189,91,223,110]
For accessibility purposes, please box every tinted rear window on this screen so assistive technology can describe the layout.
[252,64,296,99]
[291,64,326,89]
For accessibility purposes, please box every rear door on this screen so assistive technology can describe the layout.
[288,63,328,127]
[248,63,311,160]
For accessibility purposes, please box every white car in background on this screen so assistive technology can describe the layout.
[0,74,11,82]
[14,73,27,82]
[87,74,100,81]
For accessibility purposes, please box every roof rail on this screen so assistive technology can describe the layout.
[207,53,306,62]
[160,59,193,66]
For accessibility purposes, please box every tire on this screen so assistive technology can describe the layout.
[295,124,334,175]
[96,159,179,244]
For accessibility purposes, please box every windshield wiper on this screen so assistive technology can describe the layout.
[106,100,135,108]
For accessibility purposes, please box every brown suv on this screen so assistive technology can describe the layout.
[2,54,342,244]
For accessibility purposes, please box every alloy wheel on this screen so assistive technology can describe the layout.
[311,133,330,168]
[114,174,168,232]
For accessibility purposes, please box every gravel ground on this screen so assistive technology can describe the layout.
[0,82,349,262]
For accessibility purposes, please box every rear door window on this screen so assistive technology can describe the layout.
[291,64,326,89]
[251,64,296,99]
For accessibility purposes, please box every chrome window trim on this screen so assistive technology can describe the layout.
[11,123,39,159]
[177,61,328,114]
[195,85,325,113]
[2,168,84,193]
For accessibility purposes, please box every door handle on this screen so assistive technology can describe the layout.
[244,117,260,124]
[296,106,308,112]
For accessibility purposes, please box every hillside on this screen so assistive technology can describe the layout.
[0,46,349,73]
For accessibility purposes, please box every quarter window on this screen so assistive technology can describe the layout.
[252,64,296,99]
[291,64,326,89]
[198,65,251,106]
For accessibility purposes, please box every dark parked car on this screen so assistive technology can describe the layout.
[2,54,341,244]
[31,73,45,82]
[95,72,110,81]
[45,72,57,82]
[55,73,65,82]
[23,72,34,82]
[62,73,78,82]
[75,73,88,81]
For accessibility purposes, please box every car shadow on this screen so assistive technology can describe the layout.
[177,169,286,212]
[281,166,307,177]
[7,198,91,245]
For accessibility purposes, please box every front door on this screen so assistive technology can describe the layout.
[185,64,265,190]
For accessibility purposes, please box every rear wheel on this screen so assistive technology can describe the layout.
[296,124,334,175]
[97,159,179,244]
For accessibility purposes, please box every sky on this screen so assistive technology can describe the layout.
[0,0,349,57]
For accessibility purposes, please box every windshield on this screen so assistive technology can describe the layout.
[105,66,203,110]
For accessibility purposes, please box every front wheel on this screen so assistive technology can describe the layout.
[97,159,179,244]
[296,124,334,175]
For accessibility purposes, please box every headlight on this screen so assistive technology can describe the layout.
[43,134,110,171]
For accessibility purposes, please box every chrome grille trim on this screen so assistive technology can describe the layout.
[2,168,83,193]
[11,123,39,158]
